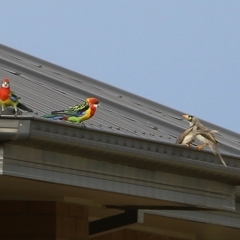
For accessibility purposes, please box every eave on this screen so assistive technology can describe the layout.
[0,115,239,213]
[1,115,240,181]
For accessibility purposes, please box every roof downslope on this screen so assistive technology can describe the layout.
[0,44,239,158]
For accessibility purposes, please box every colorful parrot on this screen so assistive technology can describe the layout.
[42,97,100,123]
[0,78,33,115]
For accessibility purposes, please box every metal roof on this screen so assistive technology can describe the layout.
[0,44,240,158]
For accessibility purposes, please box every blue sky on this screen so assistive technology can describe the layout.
[1,1,240,132]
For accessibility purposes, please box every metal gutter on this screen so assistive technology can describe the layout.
[0,115,31,142]
[0,116,240,184]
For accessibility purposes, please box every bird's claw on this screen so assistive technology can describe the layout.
[14,109,20,117]
[196,144,205,151]
[183,139,194,147]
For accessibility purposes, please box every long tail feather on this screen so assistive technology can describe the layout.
[51,110,65,115]
[42,114,62,120]
[209,143,227,167]
[217,151,227,167]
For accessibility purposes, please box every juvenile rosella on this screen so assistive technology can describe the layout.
[182,114,226,167]
[0,78,33,115]
[42,97,100,124]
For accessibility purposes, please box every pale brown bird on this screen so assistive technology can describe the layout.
[182,114,226,167]
[176,126,218,147]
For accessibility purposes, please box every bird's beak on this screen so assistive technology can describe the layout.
[182,114,189,120]
[2,82,9,88]
[94,103,99,108]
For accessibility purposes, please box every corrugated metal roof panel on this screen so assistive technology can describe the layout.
[0,44,240,158]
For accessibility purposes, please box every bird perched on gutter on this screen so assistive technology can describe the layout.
[182,114,227,167]
[176,126,218,147]
[0,78,33,115]
[42,97,100,124]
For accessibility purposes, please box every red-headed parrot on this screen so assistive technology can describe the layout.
[42,97,99,123]
[0,78,33,115]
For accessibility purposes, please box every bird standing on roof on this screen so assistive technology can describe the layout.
[0,78,33,115]
[42,97,100,124]
[182,114,227,167]
[176,126,218,147]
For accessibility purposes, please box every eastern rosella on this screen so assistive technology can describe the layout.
[0,78,33,115]
[42,97,100,123]
[182,114,226,167]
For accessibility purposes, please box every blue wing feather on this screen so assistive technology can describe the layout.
[10,95,18,103]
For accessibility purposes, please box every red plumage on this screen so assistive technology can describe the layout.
[0,78,11,101]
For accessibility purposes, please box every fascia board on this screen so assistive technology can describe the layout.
[0,117,240,180]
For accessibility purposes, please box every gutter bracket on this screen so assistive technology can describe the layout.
[89,209,143,237]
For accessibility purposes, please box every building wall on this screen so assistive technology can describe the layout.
[0,201,88,240]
